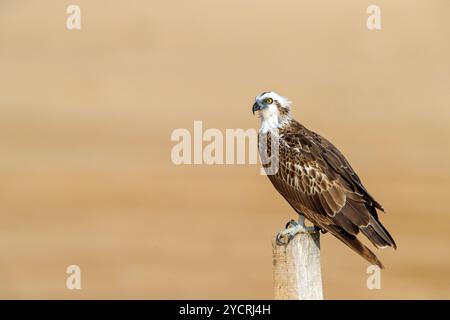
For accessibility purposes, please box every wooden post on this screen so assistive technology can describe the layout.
[272,231,323,300]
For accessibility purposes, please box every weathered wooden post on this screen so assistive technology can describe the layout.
[272,230,323,300]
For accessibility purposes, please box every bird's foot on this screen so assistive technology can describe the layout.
[276,217,316,246]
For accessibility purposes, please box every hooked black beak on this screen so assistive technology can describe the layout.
[252,102,261,115]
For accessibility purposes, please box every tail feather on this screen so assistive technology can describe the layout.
[326,225,385,269]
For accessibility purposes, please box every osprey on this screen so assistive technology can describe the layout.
[252,91,396,268]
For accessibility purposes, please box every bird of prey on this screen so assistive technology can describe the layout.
[252,91,396,268]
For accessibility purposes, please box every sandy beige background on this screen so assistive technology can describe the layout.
[0,0,449,299]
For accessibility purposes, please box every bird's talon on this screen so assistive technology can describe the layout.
[275,232,289,246]
[285,219,298,229]
[276,216,317,246]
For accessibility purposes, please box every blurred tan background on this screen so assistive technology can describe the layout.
[0,0,449,299]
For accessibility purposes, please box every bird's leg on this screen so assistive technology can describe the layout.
[276,214,316,246]
[297,215,316,232]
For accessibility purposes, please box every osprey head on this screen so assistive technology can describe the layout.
[252,91,292,132]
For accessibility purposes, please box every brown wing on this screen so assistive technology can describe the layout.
[308,129,384,212]
[262,121,396,267]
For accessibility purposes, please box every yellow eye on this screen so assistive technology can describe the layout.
[265,98,273,104]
